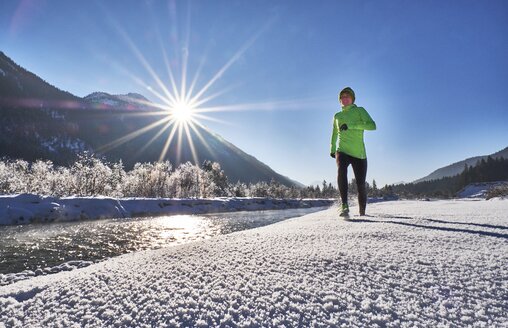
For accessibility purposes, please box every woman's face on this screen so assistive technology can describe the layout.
[340,94,353,106]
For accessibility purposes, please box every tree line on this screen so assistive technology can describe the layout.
[385,156,508,198]
[0,153,344,199]
[8,152,503,200]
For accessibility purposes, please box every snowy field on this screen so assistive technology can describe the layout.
[1,199,507,327]
[0,194,334,225]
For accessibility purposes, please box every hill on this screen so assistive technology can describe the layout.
[414,146,508,183]
[388,155,508,198]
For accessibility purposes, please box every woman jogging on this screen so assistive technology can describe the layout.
[330,87,376,217]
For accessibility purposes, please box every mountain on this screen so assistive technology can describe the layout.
[0,51,81,108]
[413,146,508,183]
[84,92,156,111]
[0,51,301,187]
[0,51,154,112]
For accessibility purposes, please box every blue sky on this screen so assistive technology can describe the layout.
[1,0,507,187]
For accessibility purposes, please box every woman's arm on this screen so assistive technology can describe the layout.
[330,115,339,154]
[348,107,376,131]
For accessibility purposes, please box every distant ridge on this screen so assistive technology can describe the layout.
[0,51,79,104]
[84,92,155,111]
[414,146,508,183]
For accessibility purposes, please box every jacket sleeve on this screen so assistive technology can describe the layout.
[348,107,376,131]
[330,115,338,154]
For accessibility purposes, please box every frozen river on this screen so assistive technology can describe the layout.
[0,207,327,277]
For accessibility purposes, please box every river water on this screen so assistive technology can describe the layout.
[0,207,327,277]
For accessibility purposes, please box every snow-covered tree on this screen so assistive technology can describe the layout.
[249,181,270,197]
[107,160,126,197]
[170,162,201,198]
[123,161,172,198]
[48,166,74,197]
[268,179,287,198]
[28,160,54,195]
[210,161,229,196]
[231,181,248,197]
[0,155,338,200]
[288,186,300,199]
[6,160,30,194]
[70,152,112,196]
[0,161,12,194]
[123,163,153,197]
[200,160,229,197]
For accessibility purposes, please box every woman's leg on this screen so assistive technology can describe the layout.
[351,157,368,215]
[336,152,350,205]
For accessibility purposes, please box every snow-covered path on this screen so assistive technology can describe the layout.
[1,199,507,327]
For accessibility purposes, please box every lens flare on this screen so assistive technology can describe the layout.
[97,2,322,167]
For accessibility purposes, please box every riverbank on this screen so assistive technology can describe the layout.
[0,194,335,225]
[1,199,506,327]
[0,207,326,286]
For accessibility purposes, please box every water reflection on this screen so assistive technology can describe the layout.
[0,207,327,275]
[157,215,208,244]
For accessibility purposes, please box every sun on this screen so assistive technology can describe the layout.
[98,6,312,166]
[171,101,195,123]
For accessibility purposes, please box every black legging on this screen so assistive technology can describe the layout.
[336,152,367,214]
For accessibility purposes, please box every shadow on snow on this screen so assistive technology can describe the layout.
[348,216,508,240]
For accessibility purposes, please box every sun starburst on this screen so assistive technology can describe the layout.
[97,3,319,167]
[169,100,195,124]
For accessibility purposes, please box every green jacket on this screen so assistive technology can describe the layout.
[330,104,376,159]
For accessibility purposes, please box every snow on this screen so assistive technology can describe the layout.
[0,68,5,76]
[457,181,508,198]
[1,261,94,286]
[83,92,152,110]
[1,199,506,327]
[116,93,149,104]
[0,194,334,225]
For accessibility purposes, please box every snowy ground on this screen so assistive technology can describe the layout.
[457,181,508,199]
[1,199,507,327]
[0,194,334,225]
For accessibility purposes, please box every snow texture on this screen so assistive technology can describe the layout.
[1,261,94,287]
[1,199,506,327]
[0,194,334,225]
